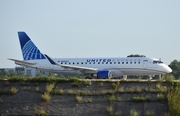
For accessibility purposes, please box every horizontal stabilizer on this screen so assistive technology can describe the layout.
[8,58,37,65]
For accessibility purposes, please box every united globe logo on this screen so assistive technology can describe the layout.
[22,40,45,60]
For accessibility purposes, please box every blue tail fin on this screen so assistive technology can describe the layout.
[18,32,46,60]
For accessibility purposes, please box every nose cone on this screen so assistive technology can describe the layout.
[167,67,172,73]
[164,65,172,73]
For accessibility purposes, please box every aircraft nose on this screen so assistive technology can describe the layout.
[164,65,172,73]
[167,67,172,73]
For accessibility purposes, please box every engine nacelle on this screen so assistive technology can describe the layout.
[97,70,112,79]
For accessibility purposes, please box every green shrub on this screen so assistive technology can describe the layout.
[167,84,180,115]
[112,83,117,89]
[129,88,135,93]
[136,87,142,93]
[118,87,124,93]
[99,82,104,87]
[20,81,30,86]
[146,111,155,116]
[159,86,167,93]
[112,82,120,89]
[109,95,121,102]
[156,83,161,89]
[0,99,3,103]
[149,89,158,93]
[109,95,116,102]
[145,88,149,92]
[72,80,82,87]
[157,93,165,101]
[10,87,18,95]
[130,109,140,116]
[107,106,114,113]
[102,90,114,95]
[27,87,31,91]
[78,90,87,96]
[132,97,145,102]
[35,87,40,92]
[163,74,174,83]
[42,92,51,102]
[83,81,92,86]
[132,96,151,102]
[86,98,92,103]
[145,96,151,102]
[52,89,65,95]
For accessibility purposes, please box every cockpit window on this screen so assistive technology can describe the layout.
[153,60,163,64]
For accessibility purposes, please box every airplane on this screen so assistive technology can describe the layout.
[9,32,172,79]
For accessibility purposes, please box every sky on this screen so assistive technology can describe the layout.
[0,0,180,68]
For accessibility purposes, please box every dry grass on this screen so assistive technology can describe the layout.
[10,87,18,95]
[107,106,114,113]
[67,89,76,95]
[42,92,51,102]
[35,87,40,92]
[76,96,82,102]
[146,111,155,116]
[35,106,47,116]
[119,87,125,93]
[130,109,140,116]
[45,83,55,94]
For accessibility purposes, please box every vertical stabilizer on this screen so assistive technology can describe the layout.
[18,32,46,60]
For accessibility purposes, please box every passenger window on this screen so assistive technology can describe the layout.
[106,62,108,64]
[126,62,128,64]
[98,62,100,64]
[85,62,87,64]
[114,62,116,64]
[77,62,79,64]
[61,63,63,64]
[93,62,95,64]
[89,62,91,64]
[122,62,124,64]
[65,63,67,64]
[134,62,136,64]
[73,62,75,64]
[81,62,83,64]
[102,62,104,64]
[69,62,71,64]
[118,62,120,64]
[110,62,112,64]
[138,62,140,64]
[130,62,132,64]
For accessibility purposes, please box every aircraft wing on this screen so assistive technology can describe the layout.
[57,64,97,72]
[44,54,98,73]
[8,58,37,65]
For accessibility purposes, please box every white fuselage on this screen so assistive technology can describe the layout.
[18,57,172,77]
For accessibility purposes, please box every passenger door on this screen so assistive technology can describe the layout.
[143,60,148,69]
